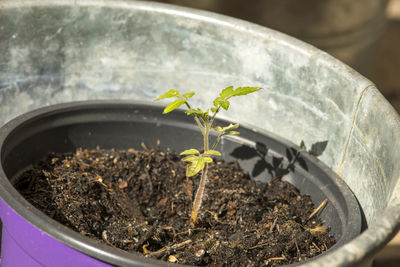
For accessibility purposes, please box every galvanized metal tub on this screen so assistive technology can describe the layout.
[150,0,389,76]
[0,0,399,266]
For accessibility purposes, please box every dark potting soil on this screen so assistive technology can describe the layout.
[15,146,335,266]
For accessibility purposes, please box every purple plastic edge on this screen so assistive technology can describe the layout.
[0,198,112,267]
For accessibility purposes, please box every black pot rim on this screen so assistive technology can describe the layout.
[0,100,362,266]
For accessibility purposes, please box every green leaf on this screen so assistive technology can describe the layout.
[231,87,261,97]
[212,97,230,111]
[186,108,203,116]
[219,86,234,99]
[182,155,200,162]
[213,97,222,108]
[154,89,180,101]
[186,158,205,177]
[222,123,239,131]
[200,109,210,121]
[163,99,185,114]
[226,131,240,135]
[213,126,223,132]
[202,156,213,163]
[183,91,195,100]
[180,148,200,155]
[220,100,230,110]
[204,150,221,156]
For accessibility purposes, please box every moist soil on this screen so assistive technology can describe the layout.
[15,146,335,266]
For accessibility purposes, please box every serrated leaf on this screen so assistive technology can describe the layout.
[202,156,213,163]
[201,109,210,121]
[163,99,185,114]
[213,126,224,132]
[223,123,239,131]
[185,109,196,115]
[182,155,200,162]
[183,91,195,100]
[180,148,200,155]
[220,86,234,99]
[309,140,328,157]
[213,97,223,108]
[186,158,205,177]
[213,97,230,111]
[220,100,230,110]
[186,108,203,116]
[154,89,180,101]
[231,87,261,97]
[226,131,240,135]
[204,150,221,156]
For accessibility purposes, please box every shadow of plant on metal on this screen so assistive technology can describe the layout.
[230,140,328,178]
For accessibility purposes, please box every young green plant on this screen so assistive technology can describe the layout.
[154,86,261,226]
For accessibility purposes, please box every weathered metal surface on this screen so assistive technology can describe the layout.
[0,0,399,266]
[150,0,389,76]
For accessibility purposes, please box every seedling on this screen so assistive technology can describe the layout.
[155,86,261,226]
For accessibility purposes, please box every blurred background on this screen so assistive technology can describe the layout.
[142,0,400,265]
[144,0,400,115]
[371,0,400,115]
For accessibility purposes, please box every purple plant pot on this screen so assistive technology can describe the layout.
[0,200,112,266]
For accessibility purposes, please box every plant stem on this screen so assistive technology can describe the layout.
[211,132,224,151]
[190,121,211,226]
[209,107,220,128]
[190,163,208,226]
[184,101,205,135]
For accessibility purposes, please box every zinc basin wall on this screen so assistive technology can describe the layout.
[0,1,399,266]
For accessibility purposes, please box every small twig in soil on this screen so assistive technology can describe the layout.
[266,256,286,262]
[141,142,149,151]
[206,210,220,223]
[295,241,301,261]
[147,239,192,257]
[249,241,269,249]
[137,224,157,248]
[269,217,278,233]
[102,230,116,247]
[308,199,328,220]
[310,225,327,235]
[312,241,321,252]
[156,139,161,149]
[144,169,153,195]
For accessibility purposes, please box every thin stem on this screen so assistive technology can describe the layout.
[184,101,205,135]
[209,106,220,128]
[190,120,211,226]
[190,163,208,226]
[211,132,224,151]
[207,106,223,150]
[204,125,210,151]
